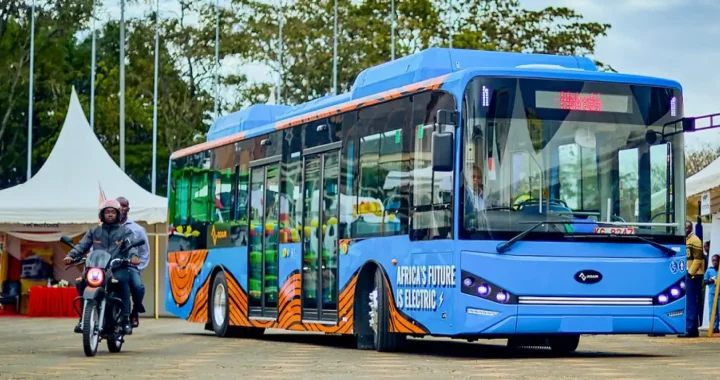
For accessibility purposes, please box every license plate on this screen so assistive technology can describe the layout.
[593,226,636,235]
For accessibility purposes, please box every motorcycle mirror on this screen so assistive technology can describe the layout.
[60,236,74,247]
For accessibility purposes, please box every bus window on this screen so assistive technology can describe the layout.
[189,151,212,225]
[281,126,302,243]
[410,91,456,241]
[170,157,190,226]
[650,142,672,226]
[618,148,639,223]
[339,111,358,239]
[353,98,411,238]
[210,144,236,223]
[558,143,599,211]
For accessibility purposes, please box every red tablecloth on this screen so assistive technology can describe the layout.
[27,286,80,317]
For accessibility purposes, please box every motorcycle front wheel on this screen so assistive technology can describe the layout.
[82,301,100,357]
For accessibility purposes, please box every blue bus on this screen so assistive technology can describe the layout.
[165,48,691,354]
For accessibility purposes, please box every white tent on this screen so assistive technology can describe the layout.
[687,155,720,198]
[0,87,167,241]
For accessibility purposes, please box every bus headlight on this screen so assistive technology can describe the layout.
[654,278,685,305]
[461,270,516,304]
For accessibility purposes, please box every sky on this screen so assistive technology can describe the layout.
[520,0,720,151]
[94,0,719,151]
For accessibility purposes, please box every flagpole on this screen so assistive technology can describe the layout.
[151,0,160,194]
[448,0,453,48]
[277,0,283,104]
[90,0,97,130]
[214,0,220,119]
[390,0,395,60]
[119,0,126,171]
[332,0,337,95]
[27,0,36,181]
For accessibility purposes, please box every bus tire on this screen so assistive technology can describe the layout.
[210,272,232,337]
[548,335,580,355]
[370,266,405,352]
[210,271,265,339]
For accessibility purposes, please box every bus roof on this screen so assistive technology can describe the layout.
[175,48,680,159]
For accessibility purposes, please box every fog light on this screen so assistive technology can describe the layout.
[477,284,490,297]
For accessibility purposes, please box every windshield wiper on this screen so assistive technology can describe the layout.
[495,220,679,256]
[496,221,570,253]
[567,234,677,256]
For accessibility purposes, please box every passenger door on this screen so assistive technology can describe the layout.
[247,159,281,319]
[301,143,341,323]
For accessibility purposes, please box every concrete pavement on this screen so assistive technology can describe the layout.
[1,317,720,379]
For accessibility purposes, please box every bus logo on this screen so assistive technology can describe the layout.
[574,270,602,284]
[210,225,228,246]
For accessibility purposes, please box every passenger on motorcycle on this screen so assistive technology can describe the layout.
[63,199,139,335]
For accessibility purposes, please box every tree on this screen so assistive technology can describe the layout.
[230,0,614,106]
[686,144,720,178]
[0,0,95,189]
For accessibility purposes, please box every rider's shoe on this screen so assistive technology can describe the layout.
[122,316,133,335]
[74,320,82,333]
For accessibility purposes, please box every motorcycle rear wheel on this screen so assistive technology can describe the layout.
[82,302,100,357]
[107,335,123,353]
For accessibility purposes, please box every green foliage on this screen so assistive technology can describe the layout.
[0,0,613,196]
[230,0,613,104]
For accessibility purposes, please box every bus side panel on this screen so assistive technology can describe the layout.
[165,247,249,323]
[342,237,472,336]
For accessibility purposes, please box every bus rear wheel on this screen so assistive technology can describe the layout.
[368,267,405,352]
[548,335,580,355]
[210,271,264,338]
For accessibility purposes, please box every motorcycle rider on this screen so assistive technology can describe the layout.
[63,199,139,335]
[117,196,148,328]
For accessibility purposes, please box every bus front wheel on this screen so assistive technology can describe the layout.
[368,267,406,352]
[548,335,580,355]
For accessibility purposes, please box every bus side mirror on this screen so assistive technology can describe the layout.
[432,132,454,172]
[432,109,457,172]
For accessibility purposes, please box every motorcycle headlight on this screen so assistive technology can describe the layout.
[86,267,104,288]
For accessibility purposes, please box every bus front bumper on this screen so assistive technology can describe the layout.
[462,301,685,335]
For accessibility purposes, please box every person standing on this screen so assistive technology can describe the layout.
[117,196,150,328]
[704,254,720,334]
[679,221,705,338]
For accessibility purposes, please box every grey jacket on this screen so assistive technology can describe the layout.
[68,223,139,262]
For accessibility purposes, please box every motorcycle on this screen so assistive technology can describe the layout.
[60,235,145,357]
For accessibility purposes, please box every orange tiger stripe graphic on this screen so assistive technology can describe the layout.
[168,250,209,307]
[382,276,427,335]
[219,270,356,333]
[188,275,211,323]
[184,265,428,337]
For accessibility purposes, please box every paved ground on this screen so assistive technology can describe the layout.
[1,318,720,379]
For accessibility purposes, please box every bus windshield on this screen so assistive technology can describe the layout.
[461,77,685,242]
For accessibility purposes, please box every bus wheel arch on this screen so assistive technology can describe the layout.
[353,261,405,352]
[203,266,225,331]
[353,261,378,349]
[208,269,232,337]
